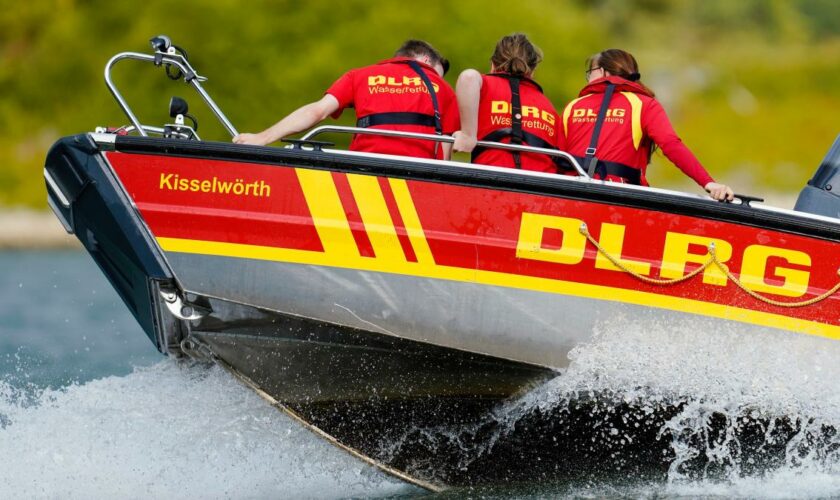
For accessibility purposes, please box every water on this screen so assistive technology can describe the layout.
[1,251,838,498]
[0,251,412,498]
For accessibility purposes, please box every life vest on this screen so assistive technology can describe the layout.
[325,57,460,159]
[471,73,560,173]
[562,76,655,184]
[576,81,641,184]
[355,59,442,137]
[561,76,715,187]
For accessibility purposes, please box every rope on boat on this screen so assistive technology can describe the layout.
[579,223,840,307]
[579,223,715,285]
[708,249,840,308]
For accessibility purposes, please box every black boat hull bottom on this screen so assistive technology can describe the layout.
[182,295,557,488]
[182,297,833,489]
[186,295,556,404]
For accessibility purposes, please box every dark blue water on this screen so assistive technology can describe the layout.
[1,250,837,498]
[0,250,158,388]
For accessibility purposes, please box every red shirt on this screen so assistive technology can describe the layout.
[473,74,560,173]
[559,76,714,187]
[327,57,460,159]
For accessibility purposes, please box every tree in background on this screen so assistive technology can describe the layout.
[4,0,840,206]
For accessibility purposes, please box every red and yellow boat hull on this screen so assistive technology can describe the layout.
[104,146,840,362]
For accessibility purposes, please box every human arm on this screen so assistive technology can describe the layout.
[233,94,340,146]
[643,99,734,200]
[452,69,482,153]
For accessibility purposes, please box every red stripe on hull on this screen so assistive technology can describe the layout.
[332,172,376,258]
[378,177,418,263]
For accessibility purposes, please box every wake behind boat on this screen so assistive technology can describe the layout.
[43,37,840,489]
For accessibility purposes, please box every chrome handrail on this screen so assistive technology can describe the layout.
[104,50,238,138]
[300,125,589,177]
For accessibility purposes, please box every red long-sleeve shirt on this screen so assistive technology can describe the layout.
[559,76,714,187]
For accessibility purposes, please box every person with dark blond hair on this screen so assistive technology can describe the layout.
[560,48,733,200]
[453,33,561,172]
[235,40,459,160]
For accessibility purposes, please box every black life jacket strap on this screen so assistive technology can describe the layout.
[471,128,558,164]
[356,112,436,129]
[404,60,442,136]
[572,155,641,185]
[509,77,523,169]
[585,82,616,177]
[404,60,443,157]
[473,128,556,152]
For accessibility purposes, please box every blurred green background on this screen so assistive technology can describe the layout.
[4,0,840,208]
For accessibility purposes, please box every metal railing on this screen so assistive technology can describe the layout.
[102,37,586,176]
[104,48,238,138]
[300,125,590,177]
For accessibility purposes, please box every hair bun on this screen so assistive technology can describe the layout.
[628,72,641,81]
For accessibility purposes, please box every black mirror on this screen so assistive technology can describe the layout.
[169,97,189,118]
[150,35,172,53]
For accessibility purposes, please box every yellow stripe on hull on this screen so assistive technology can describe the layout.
[156,236,840,343]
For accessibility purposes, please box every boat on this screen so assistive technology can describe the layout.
[43,37,840,490]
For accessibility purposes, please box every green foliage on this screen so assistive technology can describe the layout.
[4,0,840,207]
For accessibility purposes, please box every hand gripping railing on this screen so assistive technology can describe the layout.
[104,47,238,138]
[300,125,590,178]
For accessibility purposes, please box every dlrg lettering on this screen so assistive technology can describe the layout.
[491,101,556,125]
[490,101,556,136]
[367,75,440,92]
[515,212,813,298]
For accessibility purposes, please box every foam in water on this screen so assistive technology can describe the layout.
[494,315,840,493]
[2,314,837,497]
[364,314,839,495]
[0,361,414,499]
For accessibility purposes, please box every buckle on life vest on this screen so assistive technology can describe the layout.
[356,112,436,129]
[585,147,597,156]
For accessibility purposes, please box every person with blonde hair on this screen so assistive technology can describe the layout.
[560,49,733,200]
[453,33,561,172]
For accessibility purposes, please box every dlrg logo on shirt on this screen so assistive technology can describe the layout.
[572,107,626,124]
[490,100,556,136]
[367,75,440,93]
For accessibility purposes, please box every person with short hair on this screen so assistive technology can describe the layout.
[452,33,561,172]
[560,48,734,201]
[235,40,459,160]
